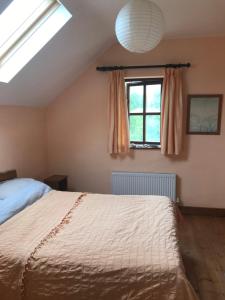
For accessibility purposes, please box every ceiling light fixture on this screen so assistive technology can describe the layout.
[115,0,165,53]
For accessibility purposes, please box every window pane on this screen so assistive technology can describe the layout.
[146,115,160,143]
[129,85,143,113]
[0,3,72,83]
[146,84,161,112]
[130,115,143,142]
[0,0,51,50]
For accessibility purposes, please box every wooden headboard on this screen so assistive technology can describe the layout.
[0,170,17,183]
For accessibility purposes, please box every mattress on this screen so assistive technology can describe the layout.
[0,191,198,300]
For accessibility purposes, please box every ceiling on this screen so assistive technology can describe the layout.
[0,0,225,107]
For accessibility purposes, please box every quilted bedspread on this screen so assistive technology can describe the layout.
[0,191,198,300]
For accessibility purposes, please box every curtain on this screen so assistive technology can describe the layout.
[161,68,183,155]
[108,71,130,154]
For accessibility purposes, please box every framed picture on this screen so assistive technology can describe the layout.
[187,94,223,135]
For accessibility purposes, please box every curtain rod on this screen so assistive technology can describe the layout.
[96,63,191,72]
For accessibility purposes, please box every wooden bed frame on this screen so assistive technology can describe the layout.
[0,170,17,183]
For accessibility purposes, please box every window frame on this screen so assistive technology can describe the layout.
[0,0,72,83]
[0,0,59,63]
[126,77,163,149]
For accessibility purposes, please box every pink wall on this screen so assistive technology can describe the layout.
[46,37,225,208]
[0,106,47,179]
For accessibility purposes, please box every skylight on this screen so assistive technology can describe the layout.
[0,0,72,83]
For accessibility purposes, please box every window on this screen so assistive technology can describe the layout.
[126,78,163,149]
[0,0,72,83]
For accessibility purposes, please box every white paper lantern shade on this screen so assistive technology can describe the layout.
[115,0,165,53]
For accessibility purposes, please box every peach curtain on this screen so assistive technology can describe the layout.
[108,71,130,154]
[161,68,183,155]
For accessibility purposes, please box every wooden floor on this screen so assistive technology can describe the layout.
[179,215,225,300]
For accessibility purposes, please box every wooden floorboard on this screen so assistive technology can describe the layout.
[179,215,225,300]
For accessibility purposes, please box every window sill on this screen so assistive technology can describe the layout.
[130,144,161,150]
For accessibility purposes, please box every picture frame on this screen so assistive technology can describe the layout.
[187,94,223,135]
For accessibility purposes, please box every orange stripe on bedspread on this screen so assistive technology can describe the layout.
[20,193,87,299]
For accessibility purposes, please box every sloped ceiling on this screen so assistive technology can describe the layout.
[0,0,225,106]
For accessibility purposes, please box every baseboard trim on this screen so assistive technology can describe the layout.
[180,206,225,217]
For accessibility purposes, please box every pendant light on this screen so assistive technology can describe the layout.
[115,0,165,53]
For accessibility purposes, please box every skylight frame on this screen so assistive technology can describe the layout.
[0,0,72,83]
[0,0,60,64]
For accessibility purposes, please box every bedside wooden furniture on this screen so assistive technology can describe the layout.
[44,175,68,191]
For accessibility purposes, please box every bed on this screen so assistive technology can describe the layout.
[0,170,198,300]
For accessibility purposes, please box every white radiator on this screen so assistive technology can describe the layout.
[112,172,176,201]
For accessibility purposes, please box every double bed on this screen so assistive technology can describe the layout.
[0,170,198,300]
